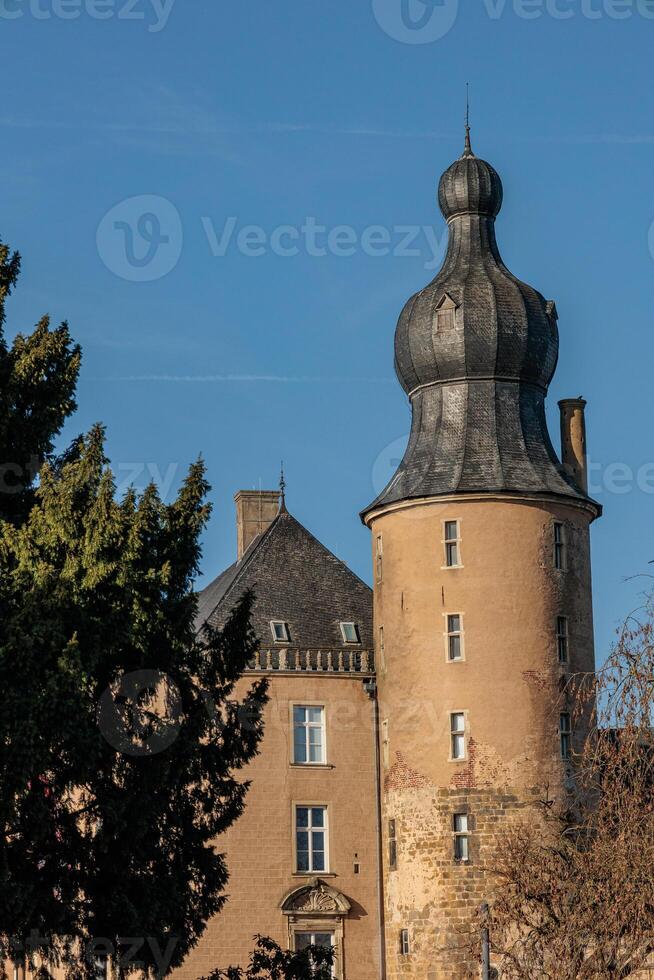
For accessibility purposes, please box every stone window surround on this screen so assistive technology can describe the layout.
[281,879,351,980]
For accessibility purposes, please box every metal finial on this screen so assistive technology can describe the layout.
[279,461,287,513]
[464,83,473,157]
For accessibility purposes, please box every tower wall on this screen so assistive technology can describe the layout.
[368,495,595,979]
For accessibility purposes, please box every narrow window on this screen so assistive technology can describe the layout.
[447,614,464,661]
[399,929,410,956]
[376,534,383,583]
[293,705,325,765]
[453,813,470,861]
[340,622,360,644]
[560,713,572,760]
[379,626,385,672]
[444,521,461,568]
[295,806,328,873]
[381,719,390,768]
[271,620,290,643]
[388,819,397,870]
[554,522,567,570]
[557,617,569,664]
[450,712,466,760]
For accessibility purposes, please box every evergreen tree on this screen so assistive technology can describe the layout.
[0,240,268,977]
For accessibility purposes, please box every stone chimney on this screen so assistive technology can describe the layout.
[559,398,588,494]
[234,490,280,560]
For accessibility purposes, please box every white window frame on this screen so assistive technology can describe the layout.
[453,812,470,862]
[294,932,335,977]
[442,520,462,569]
[291,704,326,766]
[557,616,569,664]
[449,711,467,761]
[399,929,410,956]
[554,522,567,571]
[560,712,572,760]
[271,620,290,643]
[444,613,465,662]
[294,804,329,874]
[339,622,360,644]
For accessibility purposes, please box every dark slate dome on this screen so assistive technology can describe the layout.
[438,131,503,220]
[394,130,559,398]
[363,131,600,520]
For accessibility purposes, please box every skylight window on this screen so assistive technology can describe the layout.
[270,621,290,643]
[340,622,360,644]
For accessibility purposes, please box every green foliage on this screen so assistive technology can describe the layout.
[0,240,269,977]
[207,936,334,980]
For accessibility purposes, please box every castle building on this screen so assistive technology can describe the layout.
[182,131,602,979]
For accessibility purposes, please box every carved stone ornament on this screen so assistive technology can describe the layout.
[280,878,351,917]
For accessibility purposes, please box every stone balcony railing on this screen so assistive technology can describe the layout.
[247,648,374,675]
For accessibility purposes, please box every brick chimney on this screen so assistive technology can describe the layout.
[559,398,588,494]
[234,490,280,560]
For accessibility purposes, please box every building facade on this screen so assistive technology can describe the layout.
[185,133,603,979]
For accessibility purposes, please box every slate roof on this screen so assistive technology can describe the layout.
[197,507,373,652]
[363,135,601,520]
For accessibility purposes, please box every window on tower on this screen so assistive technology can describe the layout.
[376,534,383,583]
[453,812,470,861]
[557,617,569,664]
[554,522,567,570]
[450,712,467,760]
[399,929,410,956]
[446,614,464,661]
[560,713,572,760]
[388,819,398,870]
[444,521,462,568]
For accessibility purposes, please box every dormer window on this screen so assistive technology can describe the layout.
[270,621,290,643]
[340,622,360,644]
[436,293,458,332]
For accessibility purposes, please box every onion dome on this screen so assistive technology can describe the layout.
[363,131,600,519]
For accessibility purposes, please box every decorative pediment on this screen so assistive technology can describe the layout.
[280,877,351,917]
[546,300,559,323]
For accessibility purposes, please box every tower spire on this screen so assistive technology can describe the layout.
[463,82,473,157]
[279,461,287,513]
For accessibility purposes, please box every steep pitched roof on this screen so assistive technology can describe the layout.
[197,509,373,651]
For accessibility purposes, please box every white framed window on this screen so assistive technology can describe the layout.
[271,620,290,643]
[295,933,335,977]
[557,616,569,664]
[295,806,328,873]
[560,713,572,760]
[388,818,397,871]
[453,813,470,861]
[381,719,390,768]
[554,522,567,570]
[376,534,383,583]
[340,622,360,644]
[443,520,462,568]
[399,929,410,956]
[293,705,326,765]
[446,614,464,661]
[450,712,467,760]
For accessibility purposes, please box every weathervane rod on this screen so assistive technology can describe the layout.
[464,82,473,156]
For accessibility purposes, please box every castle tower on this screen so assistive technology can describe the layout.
[362,133,601,979]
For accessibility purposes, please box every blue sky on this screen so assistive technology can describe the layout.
[1,0,653,663]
